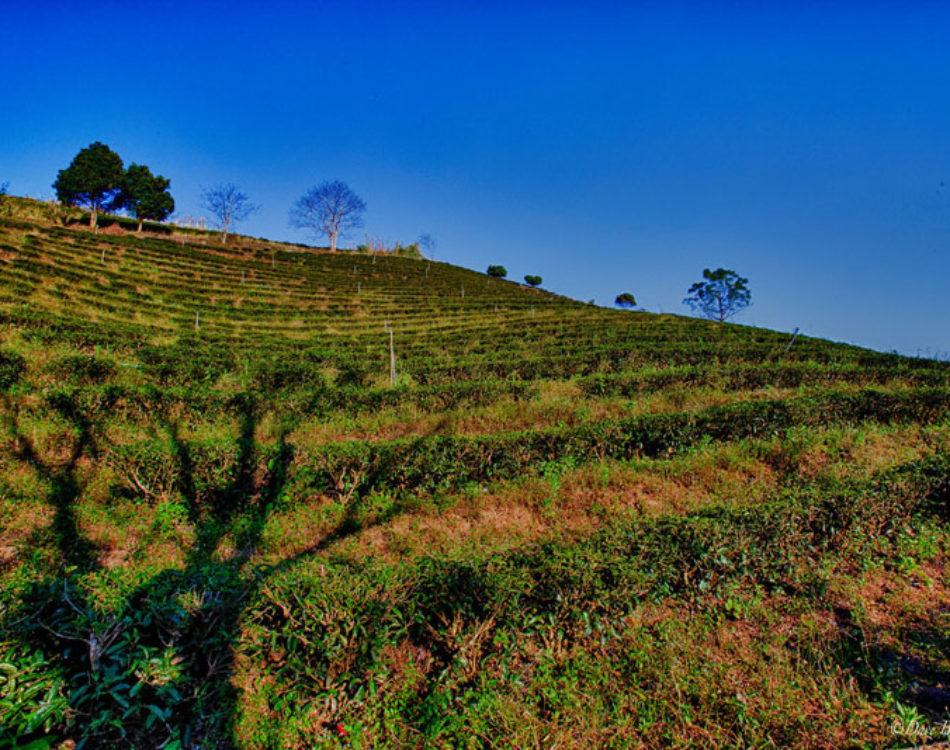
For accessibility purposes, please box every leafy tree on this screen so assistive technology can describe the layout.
[524,274,542,288]
[289,180,366,252]
[615,292,637,309]
[201,184,257,244]
[117,163,174,232]
[487,265,507,278]
[53,142,124,230]
[0,181,8,197]
[683,268,751,322]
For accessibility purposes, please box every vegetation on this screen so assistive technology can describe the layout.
[684,267,751,322]
[289,180,366,253]
[0,195,948,748]
[201,184,257,244]
[53,141,125,230]
[487,264,507,278]
[524,274,542,287]
[117,163,175,232]
[417,233,436,259]
[615,291,637,308]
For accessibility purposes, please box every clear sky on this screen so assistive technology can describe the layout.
[2,0,948,356]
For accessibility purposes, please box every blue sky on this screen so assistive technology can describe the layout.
[2,0,948,356]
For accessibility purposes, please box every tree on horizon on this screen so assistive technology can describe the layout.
[201,184,258,244]
[289,180,366,252]
[683,268,751,322]
[117,163,175,232]
[53,142,124,231]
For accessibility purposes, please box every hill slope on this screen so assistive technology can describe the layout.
[1,199,949,748]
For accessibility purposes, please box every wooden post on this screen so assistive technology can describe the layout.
[389,327,396,386]
[241,269,246,283]
[101,248,105,264]
[195,310,200,332]
[784,327,801,354]
[384,320,396,385]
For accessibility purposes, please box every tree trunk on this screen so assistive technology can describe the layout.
[90,206,98,232]
[330,232,337,253]
[137,218,143,233]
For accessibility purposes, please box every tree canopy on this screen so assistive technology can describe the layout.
[118,163,174,231]
[53,142,124,229]
[487,265,507,278]
[615,292,637,309]
[289,180,366,252]
[683,268,751,322]
[524,274,542,288]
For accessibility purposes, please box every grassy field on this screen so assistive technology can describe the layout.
[1,196,948,749]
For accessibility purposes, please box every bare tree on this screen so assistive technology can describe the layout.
[289,180,366,252]
[200,184,257,244]
[417,233,436,259]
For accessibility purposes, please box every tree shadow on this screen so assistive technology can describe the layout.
[8,390,100,572]
[3,393,295,749]
[833,604,950,724]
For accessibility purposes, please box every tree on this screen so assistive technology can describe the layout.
[615,292,637,309]
[417,233,436,259]
[487,265,507,278]
[53,142,124,230]
[117,163,174,232]
[201,184,257,244]
[683,268,751,322]
[524,274,542,288]
[289,180,366,252]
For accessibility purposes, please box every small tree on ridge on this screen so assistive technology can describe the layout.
[289,180,366,252]
[118,163,175,232]
[53,141,125,231]
[615,292,637,309]
[201,184,257,244]
[683,268,751,322]
[417,233,436,259]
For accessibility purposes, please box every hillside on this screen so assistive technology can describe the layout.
[1,197,949,748]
